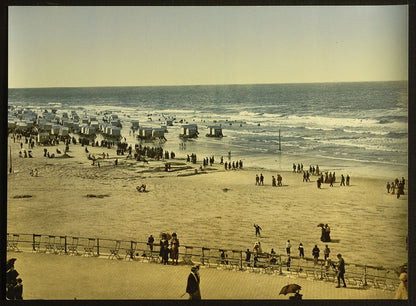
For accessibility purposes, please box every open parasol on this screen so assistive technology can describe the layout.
[279,284,301,295]
[159,232,172,240]
[317,223,325,227]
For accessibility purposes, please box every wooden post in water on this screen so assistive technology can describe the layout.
[201,247,205,265]
[32,234,36,251]
[96,238,100,256]
[64,236,67,254]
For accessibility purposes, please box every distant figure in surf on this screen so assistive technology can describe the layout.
[254,224,262,237]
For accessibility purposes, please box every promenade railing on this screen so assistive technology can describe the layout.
[7,232,400,291]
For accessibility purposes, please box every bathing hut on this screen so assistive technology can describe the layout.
[206,125,223,137]
[152,128,166,141]
[59,127,69,137]
[51,125,61,135]
[37,132,50,144]
[180,124,198,138]
[131,120,139,130]
[137,127,153,140]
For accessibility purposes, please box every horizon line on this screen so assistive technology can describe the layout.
[8,79,408,90]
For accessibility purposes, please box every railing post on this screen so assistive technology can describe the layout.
[64,236,67,254]
[279,255,283,274]
[97,238,100,256]
[364,265,368,286]
[32,234,36,251]
[240,251,243,270]
[202,247,205,265]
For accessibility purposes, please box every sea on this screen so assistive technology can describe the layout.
[8,81,408,179]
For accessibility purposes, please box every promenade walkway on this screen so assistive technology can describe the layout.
[9,251,396,300]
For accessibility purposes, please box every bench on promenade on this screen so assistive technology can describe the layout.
[56,236,67,254]
[7,234,21,252]
[125,241,138,260]
[45,235,56,253]
[109,240,121,260]
[84,238,96,256]
[68,237,79,255]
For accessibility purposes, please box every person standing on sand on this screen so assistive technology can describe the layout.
[387,182,391,193]
[346,175,350,186]
[186,265,201,300]
[335,253,346,288]
[324,245,330,260]
[260,173,264,185]
[394,272,408,299]
[298,243,304,258]
[255,174,259,185]
[286,240,291,255]
[147,235,154,251]
[312,245,320,265]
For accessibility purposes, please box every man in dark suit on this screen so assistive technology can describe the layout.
[336,253,347,288]
[186,265,201,299]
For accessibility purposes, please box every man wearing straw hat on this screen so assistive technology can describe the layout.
[185,265,201,299]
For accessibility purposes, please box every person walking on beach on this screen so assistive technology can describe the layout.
[324,245,330,260]
[312,245,320,265]
[277,174,282,186]
[254,224,262,237]
[346,175,350,186]
[260,173,264,185]
[298,243,305,259]
[255,174,259,185]
[245,249,251,265]
[340,174,345,186]
[387,182,391,193]
[286,240,291,255]
[336,254,346,288]
[186,265,201,300]
[272,176,276,186]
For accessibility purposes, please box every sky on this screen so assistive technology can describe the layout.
[8,6,408,88]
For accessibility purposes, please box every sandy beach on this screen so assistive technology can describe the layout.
[7,135,408,299]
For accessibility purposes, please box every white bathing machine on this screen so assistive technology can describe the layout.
[206,125,223,137]
[180,124,198,138]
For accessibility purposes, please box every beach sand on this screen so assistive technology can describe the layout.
[6,136,408,299]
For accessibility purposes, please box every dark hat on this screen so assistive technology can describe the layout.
[191,265,200,272]
[337,253,342,257]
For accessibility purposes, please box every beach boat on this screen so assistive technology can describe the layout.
[206,125,223,138]
[180,124,199,138]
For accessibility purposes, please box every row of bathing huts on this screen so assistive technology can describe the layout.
[7,106,224,145]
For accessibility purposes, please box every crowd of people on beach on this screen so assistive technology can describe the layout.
[224,160,243,170]
[386,177,406,199]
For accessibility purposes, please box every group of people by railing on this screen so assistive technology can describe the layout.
[7,232,403,293]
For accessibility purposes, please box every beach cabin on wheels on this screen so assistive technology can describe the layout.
[137,127,153,140]
[206,125,223,137]
[37,132,50,145]
[180,124,198,138]
[152,128,166,141]
[131,120,139,131]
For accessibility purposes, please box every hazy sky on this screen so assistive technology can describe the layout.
[9,6,408,88]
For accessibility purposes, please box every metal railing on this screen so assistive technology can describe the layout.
[7,232,400,291]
